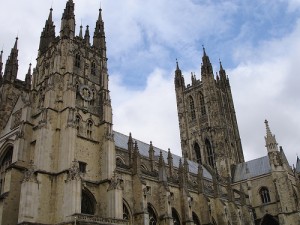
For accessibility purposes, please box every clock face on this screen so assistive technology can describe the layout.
[79,85,93,101]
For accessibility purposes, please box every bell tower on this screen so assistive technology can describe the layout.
[18,1,121,224]
[175,48,244,177]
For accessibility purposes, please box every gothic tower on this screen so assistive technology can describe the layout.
[175,48,244,177]
[15,1,122,224]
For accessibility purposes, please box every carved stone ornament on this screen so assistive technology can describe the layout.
[22,160,38,183]
[107,171,122,191]
[66,159,81,181]
[79,85,93,101]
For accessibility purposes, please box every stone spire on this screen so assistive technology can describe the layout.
[219,60,226,80]
[128,133,134,166]
[0,50,3,84]
[39,8,56,55]
[79,24,83,39]
[3,37,19,82]
[132,141,141,175]
[201,46,213,77]
[84,25,90,45]
[93,8,106,53]
[25,63,32,90]
[158,151,167,182]
[264,120,278,152]
[60,0,75,39]
[149,141,155,171]
[174,60,185,88]
[167,148,173,176]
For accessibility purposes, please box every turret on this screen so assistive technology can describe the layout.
[174,60,185,89]
[201,47,213,77]
[3,37,19,83]
[93,8,106,58]
[39,8,56,55]
[25,63,32,90]
[84,25,90,45]
[264,120,279,153]
[0,50,3,85]
[60,0,75,39]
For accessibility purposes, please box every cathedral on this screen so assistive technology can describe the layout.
[0,1,300,225]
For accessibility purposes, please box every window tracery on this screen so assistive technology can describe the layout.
[189,96,196,120]
[148,204,157,225]
[0,147,13,194]
[206,139,215,168]
[260,187,271,204]
[172,208,181,225]
[75,53,81,68]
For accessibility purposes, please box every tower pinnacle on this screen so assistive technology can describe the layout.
[264,120,278,152]
[60,0,75,38]
[3,37,19,82]
[201,47,213,77]
[39,8,56,55]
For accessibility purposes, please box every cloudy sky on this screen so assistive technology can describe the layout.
[1,0,300,166]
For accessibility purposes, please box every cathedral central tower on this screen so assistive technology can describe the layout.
[175,48,244,177]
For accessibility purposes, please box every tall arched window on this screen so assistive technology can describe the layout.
[192,212,201,225]
[81,190,95,215]
[172,208,181,225]
[75,115,81,133]
[206,139,215,168]
[260,187,271,204]
[194,143,202,164]
[0,146,13,194]
[87,120,93,138]
[75,54,81,68]
[148,203,157,225]
[91,61,96,75]
[189,96,196,121]
[123,202,131,221]
[199,92,206,116]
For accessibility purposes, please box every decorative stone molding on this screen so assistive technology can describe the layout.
[66,159,81,181]
[22,160,38,183]
[107,171,123,191]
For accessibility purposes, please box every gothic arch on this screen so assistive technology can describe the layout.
[193,142,202,163]
[123,199,132,222]
[192,211,201,225]
[75,53,81,68]
[259,186,271,204]
[205,139,215,168]
[259,214,279,225]
[147,203,158,225]
[0,145,13,194]
[86,119,93,138]
[116,156,125,166]
[199,91,206,116]
[189,95,196,120]
[172,207,181,225]
[81,188,96,215]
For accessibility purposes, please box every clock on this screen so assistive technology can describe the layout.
[79,85,93,101]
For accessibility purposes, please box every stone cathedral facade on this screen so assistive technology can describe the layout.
[0,1,299,225]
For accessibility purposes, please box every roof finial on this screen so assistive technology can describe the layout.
[14,36,18,49]
[265,119,272,137]
[176,58,179,70]
[202,45,206,56]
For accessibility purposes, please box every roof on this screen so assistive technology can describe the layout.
[113,131,212,180]
[233,156,271,182]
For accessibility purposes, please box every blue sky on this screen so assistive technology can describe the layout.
[1,0,300,165]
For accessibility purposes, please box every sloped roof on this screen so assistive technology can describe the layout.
[113,131,212,180]
[233,156,271,182]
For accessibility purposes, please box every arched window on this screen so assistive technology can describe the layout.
[75,54,81,68]
[116,157,125,166]
[192,212,201,225]
[189,96,196,121]
[75,115,81,133]
[199,92,206,116]
[81,190,95,215]
[148,203,157,225]
[123,202,131,221]
[260,187,271,204]
[172,208,181,225]
[194,143,202,164]
[206,139,215,168]
[91,61,96,75]
[87,120,93,138]
[260,214,279,225]
[0,147,13,194]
